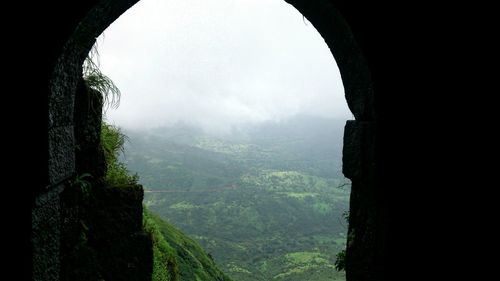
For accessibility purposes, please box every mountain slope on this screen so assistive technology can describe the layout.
[126,116,349,281]
[144,208,233,281]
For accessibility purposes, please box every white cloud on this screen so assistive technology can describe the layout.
[98,0,351,131]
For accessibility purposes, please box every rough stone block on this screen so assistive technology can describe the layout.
[48,125,75,185]
[32,192,61,281]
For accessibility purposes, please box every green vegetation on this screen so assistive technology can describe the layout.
[83,44,120,111]
[143,208,179,281]
[334,211,349,272]
[70,173,93,200]
[144,209,234,281]
[334,250,346,272]
[101,123,139,186]
[123,116,350,281]
[83,45,136,187]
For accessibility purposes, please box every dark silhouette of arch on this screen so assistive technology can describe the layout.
[17,1,452,281]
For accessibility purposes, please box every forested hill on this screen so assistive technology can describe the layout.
[122,115,346,189]
[121,115,350,281]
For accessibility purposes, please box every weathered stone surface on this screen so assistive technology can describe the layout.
[49,64,77,129]
[74,78,106,180]
[58,69,150,281]
[48,125,75,185]
[60,183,152,281]
[32,192,61,281]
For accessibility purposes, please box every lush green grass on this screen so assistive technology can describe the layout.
[144,208,234,281]
[101,123,138,186]
[143,208,179,281]
[144,208,233,281]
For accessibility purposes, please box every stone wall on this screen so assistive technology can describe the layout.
[32,1,140,280]
[58,77,152,281]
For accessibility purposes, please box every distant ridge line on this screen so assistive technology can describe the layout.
[144,184,238,193]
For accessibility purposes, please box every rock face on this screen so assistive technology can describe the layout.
[58,79,152,281]
[35,77,153,281]
[60,182,152,281]
[343,121,380,280]
[74,78,106,181]
[32,193,61,281]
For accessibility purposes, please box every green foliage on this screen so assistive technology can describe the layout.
[143,208,179,281]
[335,211,349,272]
[272,251,336,280]
[334,250,346,271]
[143,207,233,281]
[71,173,93,200]
[82,44,136,187]
[101,123,138,186]
[83,44,120,111]
[342,211,350,222]
[101,122,126,161]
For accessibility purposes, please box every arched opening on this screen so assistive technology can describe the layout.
[94,0,352,280]
[37,0,379,281]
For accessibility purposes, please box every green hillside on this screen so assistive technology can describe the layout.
[144,208,234,281]
[123,116,350,281]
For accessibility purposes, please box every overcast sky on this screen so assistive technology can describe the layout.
[98,0,351,133]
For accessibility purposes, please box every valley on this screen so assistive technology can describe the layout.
[122,116,350,281]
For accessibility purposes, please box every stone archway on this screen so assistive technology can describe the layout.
[36,1,380,280]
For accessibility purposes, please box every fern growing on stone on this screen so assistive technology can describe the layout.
[83,43,121,112]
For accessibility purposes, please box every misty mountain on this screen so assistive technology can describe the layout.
[121,115,347,189]
[120,115,350,281]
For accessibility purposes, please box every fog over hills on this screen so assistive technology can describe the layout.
[118,115,349,281]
